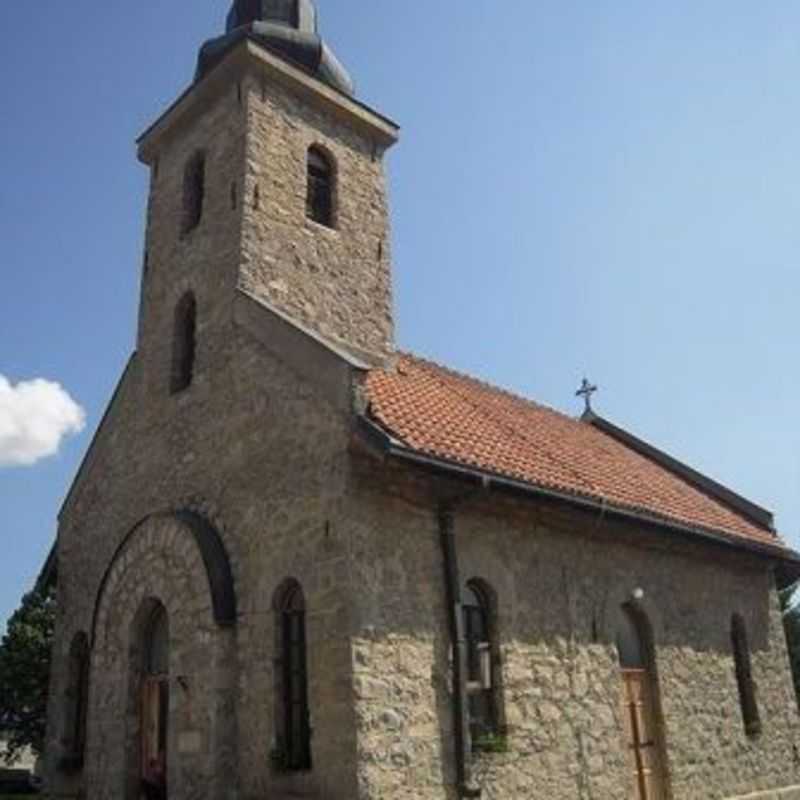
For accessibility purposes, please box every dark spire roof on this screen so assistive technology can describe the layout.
[197,0,355,96]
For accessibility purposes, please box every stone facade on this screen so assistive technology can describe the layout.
[44,26,800,800]
[347,462,800,799]
[46,310,364,799]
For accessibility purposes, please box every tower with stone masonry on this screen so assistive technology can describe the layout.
[46,4,401,799]
[137,0,399,379]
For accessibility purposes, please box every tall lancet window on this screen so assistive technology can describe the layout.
[731,614,761,737]
[61,632,90,771]
[170,293,196,394]
[141,604,169,799]
[275,580,312,771]
[462,580,499,746]
[306,146,334,228]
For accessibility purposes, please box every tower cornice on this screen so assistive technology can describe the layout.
[137,39,399,166]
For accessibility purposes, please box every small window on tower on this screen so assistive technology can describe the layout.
[182,151,206,235]
[306,146,335,228]
[171,292,196,394]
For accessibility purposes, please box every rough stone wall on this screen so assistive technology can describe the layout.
[348,486,451,800]
[346,459,800,800]
[239,69,395,360]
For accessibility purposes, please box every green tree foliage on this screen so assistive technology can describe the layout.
[0,585,55,764]
[781,583,800,708]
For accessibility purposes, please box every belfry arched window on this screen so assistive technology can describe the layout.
[275,580,311,771]
[463,580,498,745]
[170,292,196,394]
[182,151,205,235]
[731,614,761,737]
[62,632,90,771]
[306,146,334,228]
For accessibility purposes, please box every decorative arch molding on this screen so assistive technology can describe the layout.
[91,510,237,645]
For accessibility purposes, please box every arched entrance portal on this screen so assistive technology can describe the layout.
[140,604,169,800]
[90,512,238,799]
[616,606,668,800]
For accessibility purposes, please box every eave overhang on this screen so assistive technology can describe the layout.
[355,415,800,588]
[583,410,775,532]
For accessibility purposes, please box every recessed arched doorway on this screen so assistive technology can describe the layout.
[616,605,669,800]
[140,603,169,800]
[90,512,238,799]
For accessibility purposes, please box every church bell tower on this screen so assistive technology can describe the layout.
[135,0,399,380]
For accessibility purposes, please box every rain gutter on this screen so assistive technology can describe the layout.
[355,417,800,587]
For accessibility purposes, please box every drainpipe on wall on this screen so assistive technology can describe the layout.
[438,502,482,799]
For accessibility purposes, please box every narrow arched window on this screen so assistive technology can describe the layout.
[145,606,169,678]
[141,604,169,794]
[732,614,761,737]
[170,292,196,394]
[617,609,647,670]
[463,580,498,746]
[182,151,205,235]
[275,581,311,771]
[306,147,334,228]
[62,632,90,771]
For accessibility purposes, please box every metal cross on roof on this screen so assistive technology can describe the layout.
[576,377,598,415]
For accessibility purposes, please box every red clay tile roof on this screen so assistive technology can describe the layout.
[365,353,784,550]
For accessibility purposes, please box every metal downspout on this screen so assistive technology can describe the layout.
[438,503,482,799]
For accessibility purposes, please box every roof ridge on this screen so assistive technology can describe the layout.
[399,350,580,424]
[405,354,602,498]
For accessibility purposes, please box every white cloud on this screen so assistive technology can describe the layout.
[0,375,86,467]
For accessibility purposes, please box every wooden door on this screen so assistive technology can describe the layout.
[622,668,665,800]
[140,677,168,795]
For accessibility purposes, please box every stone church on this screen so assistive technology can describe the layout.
[44,2,800,798]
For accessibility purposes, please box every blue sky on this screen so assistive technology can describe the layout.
[1,1,799,627]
